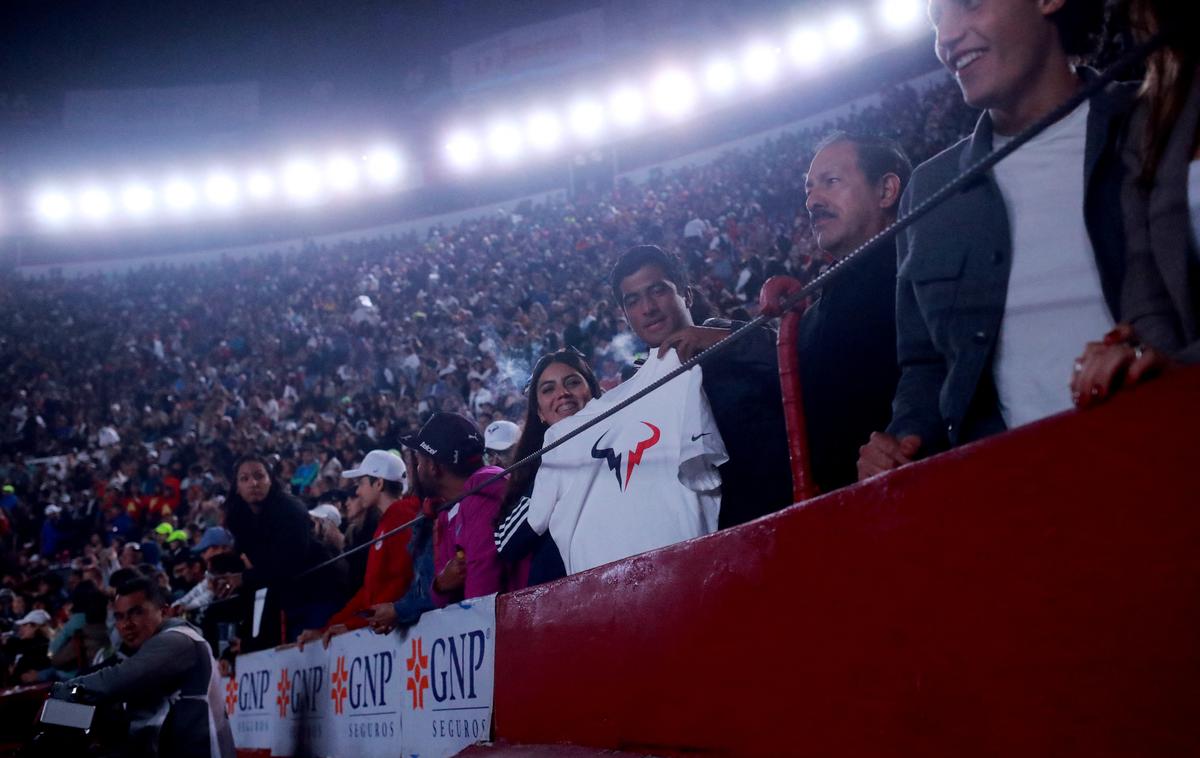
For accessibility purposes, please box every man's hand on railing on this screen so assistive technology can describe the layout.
[363,604,397,635]
[857,432,922,481]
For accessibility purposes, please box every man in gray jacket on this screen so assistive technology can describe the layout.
[858,0,1135,478]
[67,577,235,758]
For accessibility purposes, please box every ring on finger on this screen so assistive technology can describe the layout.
[1133,344,1145,361]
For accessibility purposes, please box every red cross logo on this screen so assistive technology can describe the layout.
[405,638,429,710]
[275,668,291,718]
[224,678,238,716]
[330,656,349,715]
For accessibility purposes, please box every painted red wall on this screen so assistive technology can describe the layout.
[493,368,1200,756]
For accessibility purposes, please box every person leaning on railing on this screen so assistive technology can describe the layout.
[1072,0,1200,406]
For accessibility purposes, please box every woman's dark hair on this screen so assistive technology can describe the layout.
[497,350,602,525]
[71,581,109,624]
[223,454,286,534]
[1125,0,1198,184]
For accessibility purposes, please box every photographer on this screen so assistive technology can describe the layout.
[60,578,234,758]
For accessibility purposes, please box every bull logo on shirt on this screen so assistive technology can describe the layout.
[590,422,661,491]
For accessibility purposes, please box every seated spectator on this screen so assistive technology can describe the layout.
[6,609,52,685]
[1073,0,1200,403]
[859,0,1132,478]
[47,580,109,678]
[400,413,506,607]
[495,349,601,588]
[297,449,420,648]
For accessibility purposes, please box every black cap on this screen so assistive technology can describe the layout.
[400,413,484,466]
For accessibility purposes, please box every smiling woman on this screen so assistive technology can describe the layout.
[494,349,602,589]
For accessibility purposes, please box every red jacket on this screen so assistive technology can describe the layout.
[326,495,421,630]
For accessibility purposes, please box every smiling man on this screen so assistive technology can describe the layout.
[858,0,1134,479]
[610,245,793,527]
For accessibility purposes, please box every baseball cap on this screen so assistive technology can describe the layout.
[154,522,174,536]
[400,412,484,465]
[193,526,234,554]
[342,449,407,485]
[2,484,14,494]
[309,504,342,529]
[484,420,520,452]
[16,609,52,626]
[44,504,63,516]
[167,529,189,544]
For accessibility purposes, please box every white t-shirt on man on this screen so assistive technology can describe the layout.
[525,350,728,575]
[991,101,1114,429]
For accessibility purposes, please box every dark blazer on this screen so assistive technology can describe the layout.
[796,242,899,492]
[1122,74,1200,364]
[888,77,1137,451]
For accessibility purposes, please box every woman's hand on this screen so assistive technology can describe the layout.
[1072,324,1173,409]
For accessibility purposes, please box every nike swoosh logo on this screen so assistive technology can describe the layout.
[691,432,711,441]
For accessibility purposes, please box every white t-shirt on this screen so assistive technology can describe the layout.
[1188,161,1200,257]
[525,350,728,575]
[991,101,1114,429]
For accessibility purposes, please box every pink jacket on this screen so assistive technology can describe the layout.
[431,466,507,608]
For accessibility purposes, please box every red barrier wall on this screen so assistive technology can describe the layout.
[493,368,1200,756]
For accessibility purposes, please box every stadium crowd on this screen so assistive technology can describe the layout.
[1,3,1196,729]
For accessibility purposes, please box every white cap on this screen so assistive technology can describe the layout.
[309,504,342,529]
[342,449,408,485]
[44,504,63,516]
[484,420,520,452]
[16,609,52,626]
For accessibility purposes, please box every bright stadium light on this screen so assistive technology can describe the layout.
[525,110,563,152]
[245,170,276,201]
[741,42,781,87]
[445,130,482,171]
[204,172,240,209]
[703,57,738,96]
[281,159,323,202]
[486,121,524,162]
[363,146,402,186]
[609,86,645,128]
[787,26,826,69]
[568,98,606,141]
[78,186,113,222]
[120,183,156,217]
[326,154,360,193]
[828,13,865,52]
[163,178,197,213]
[879,0,924,32]
[34,190,71,226]
[651,68,697,119]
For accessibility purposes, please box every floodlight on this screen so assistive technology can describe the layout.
[787,26,826,68]
[651,68,697,119]
[204,172,240,209]
[245,170,276,201]
[163,179,197,212]
[609,86,645,128]
[326,154,360,193]
[363,147,402,186]
[34,190,71,225]
[703,58,738,96]
[828,13,865,52]
[741,42,781,87]
[568,98,606,141]
[445,130,482,171]
[281,159,323,202]
[120,183,155,217]
[879,0,924,32]
[525,111,563,152]
[486,121,523,162]
[78,187,113,222]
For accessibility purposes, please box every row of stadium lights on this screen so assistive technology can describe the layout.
[25,0,925,232]
[440,0,925,172]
